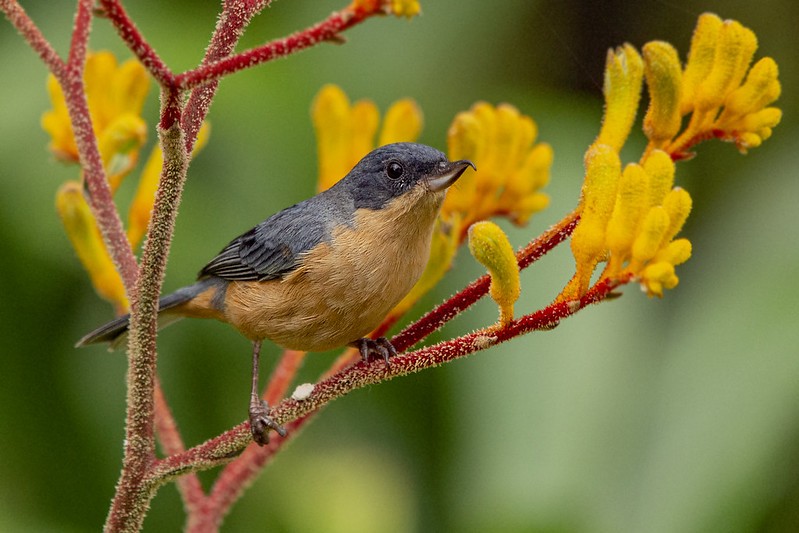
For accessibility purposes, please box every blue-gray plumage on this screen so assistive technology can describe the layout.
[77,142,474,444]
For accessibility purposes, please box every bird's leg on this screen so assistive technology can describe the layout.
[248,340,287,446]
[351,337,398,365]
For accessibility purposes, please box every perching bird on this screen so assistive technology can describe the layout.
[77,142,474,444]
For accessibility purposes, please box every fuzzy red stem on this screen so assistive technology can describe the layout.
[97,0,174,86]
[0,0,65,77]
[174,7,374,93]
[58,0,140,292]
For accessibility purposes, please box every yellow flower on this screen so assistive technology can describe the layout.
[42,51,150,188]
[594,44,644,153]
[468,221,520,327]
[443,102,552,236]
[646,13,782,156]
[563,148,692,300]
[311,84,422,191]
[56,181,128,313]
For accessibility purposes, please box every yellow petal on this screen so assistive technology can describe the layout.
[313,84,357,191]
[641,261,679,297]
[349,99,380,165]
[681,13,723,115]
[98,113,148,191]
[642,41,683,145]
[56,181,128,312]
[631,206,670,268]
[695,19,757,112]
[653,238,692,266]
[723,57,780,117]
[378,98,423,146]
[661,187,692,245]
[642,149,675,207]
[570,144,621,294]
[595,44,644,153]
[606,163,649,271]
[468,221,520,327]
[391,0,421,18]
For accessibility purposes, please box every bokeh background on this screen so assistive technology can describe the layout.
[1,1,798,531]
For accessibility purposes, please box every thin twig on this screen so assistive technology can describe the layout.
[97,0,174,86]
[0,0,65,77]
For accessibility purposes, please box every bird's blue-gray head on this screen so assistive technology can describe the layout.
[336,142,475,210]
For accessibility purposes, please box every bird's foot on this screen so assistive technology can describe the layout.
[351,336,397,365]
[248,398,287,446]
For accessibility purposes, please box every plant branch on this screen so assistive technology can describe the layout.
[104,121,188,532]
[174,5,381,93]
[0,0,65,77]
[97,0,174,86]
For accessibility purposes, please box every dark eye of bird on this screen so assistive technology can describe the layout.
[386,161,404,180]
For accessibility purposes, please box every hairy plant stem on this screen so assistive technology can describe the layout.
[104,122,188,533]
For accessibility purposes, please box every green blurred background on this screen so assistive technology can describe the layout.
[1,1,798,531]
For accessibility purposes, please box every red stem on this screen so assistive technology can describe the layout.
[0,0,65,77]
[97,0,174,86]
[174,7,371,93]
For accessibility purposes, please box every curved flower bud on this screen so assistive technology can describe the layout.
[56,181,128,312]
[595,44,644,153]
[468,221,520,327]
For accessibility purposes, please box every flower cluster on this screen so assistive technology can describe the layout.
[561,13,780,301]
[46,51,210,312]
[444,102,552,235]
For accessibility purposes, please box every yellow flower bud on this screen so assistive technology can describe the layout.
[642,41,683,145]
[468,221,520,327]
[642,149,675,207]
[390,0,421,18]
[681,13,723,115]
[631,206,670,267]
[653,238,692,266]
[378,98,423,146]
[661,187,692,245]
[724,57,781,117]
[641,261,679,297]
[56,181,128,312]
[596,44,644,153]
[606,163,649,271]
[695,20,757,112]
[570,144,621,294]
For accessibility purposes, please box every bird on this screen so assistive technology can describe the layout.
[77,142,474,445]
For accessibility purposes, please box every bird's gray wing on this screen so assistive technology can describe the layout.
[199,198,335,282]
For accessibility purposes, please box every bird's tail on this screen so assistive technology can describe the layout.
[75,278,219,350]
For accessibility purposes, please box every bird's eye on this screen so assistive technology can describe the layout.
[386,161,404,180]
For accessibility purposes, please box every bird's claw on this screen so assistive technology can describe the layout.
[352,336,397,365]
[248,398,286,446]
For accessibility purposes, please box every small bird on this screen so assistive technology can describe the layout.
[77,142,474,445]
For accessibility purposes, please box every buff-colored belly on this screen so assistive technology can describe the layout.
[222,195,439,351]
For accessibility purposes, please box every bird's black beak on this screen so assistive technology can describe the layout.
[425,159,476,192]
